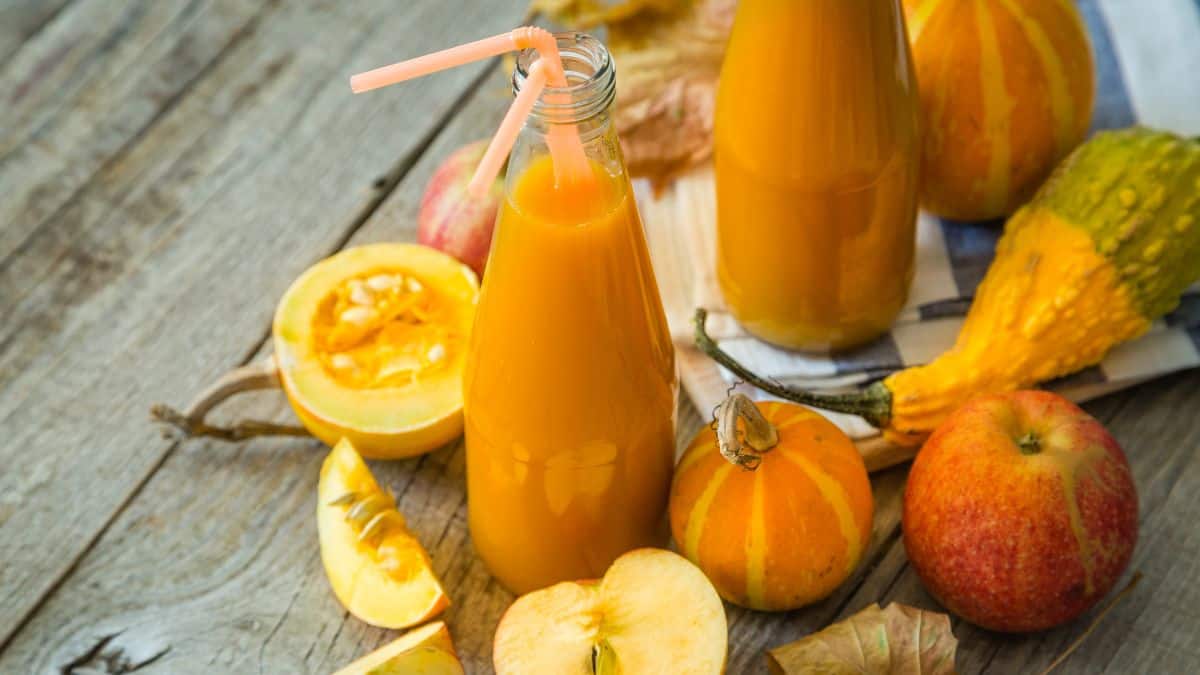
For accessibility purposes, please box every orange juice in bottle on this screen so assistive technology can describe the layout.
[715,0,920,351]
[464,34,677,594]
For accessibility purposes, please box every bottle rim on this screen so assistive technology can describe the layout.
[512,32,616,124]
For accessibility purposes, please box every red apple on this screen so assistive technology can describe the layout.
[903,390,1138,633]
[417,140,503,277]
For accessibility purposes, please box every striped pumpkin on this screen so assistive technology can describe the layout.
[669,395,873,611]
[904,0,1095,221]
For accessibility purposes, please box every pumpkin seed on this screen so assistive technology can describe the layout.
[340,306,374,325]
[350,284,374,306]
[358,511,390,543]
[346,493,388,525]
[327,491,358,506]
[426,343,446,363]
[367,274,398,291]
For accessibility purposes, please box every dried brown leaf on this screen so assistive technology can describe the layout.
[767,603,958,675]
[538,0,736,186]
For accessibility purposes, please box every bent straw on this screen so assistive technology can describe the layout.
[351,31,528,94]
[350,27,591,189]
[467,59,548,199]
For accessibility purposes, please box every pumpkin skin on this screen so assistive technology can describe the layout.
[904,0,1095,220]
[669,401,874,611]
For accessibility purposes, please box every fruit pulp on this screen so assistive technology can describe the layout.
[714,0,920,351]
[464,155,677,594]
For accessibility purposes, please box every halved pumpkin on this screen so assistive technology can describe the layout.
[318,439,449,629]
[333,620,464,675]
[274,243,478,459]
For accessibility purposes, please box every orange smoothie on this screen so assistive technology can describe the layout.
[715,0,920,351]
[464,155,677,594]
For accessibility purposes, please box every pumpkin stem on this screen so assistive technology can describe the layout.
[716,393,779,470]
[149,359,312,441]
[693,309,892,428]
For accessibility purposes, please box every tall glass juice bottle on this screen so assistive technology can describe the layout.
[464,34,677,594]
[715,0,920,351]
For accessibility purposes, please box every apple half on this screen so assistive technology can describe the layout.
[493,548,727,674]
[334,620,464,675]
[318,439,449,629]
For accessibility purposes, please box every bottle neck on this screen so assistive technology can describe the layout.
[513,32,616,129]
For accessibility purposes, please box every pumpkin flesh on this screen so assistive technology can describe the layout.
[274,243,479,458]
[318,439,449,629]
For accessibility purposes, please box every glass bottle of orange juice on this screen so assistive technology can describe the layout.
[715,0,920,351]
[464,34,677,594]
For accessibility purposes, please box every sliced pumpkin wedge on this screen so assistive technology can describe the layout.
[319,439,449,629]
[333,620,464,675]
[275,243,479,459]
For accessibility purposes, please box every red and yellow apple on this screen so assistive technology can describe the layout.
[417,139,503,277]
[903,390,1138,632]
[492,548,727,674]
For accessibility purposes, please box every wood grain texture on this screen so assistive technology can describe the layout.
[0,70,511,673]
[0,0,529,654]
[0,0,74,63]
[0,0,270,277]
[1,1,1198,673]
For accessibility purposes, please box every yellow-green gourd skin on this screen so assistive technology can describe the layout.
[880,128,1200,444]
[1044,127,1200,317]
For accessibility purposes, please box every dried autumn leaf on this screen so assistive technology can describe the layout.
[767,603,958,675]
[537,0,736,185]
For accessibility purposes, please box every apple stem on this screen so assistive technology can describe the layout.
[693,309,893,427]
[149,359,312,442]
[1017,431,1042,455]
[715,393,779,470]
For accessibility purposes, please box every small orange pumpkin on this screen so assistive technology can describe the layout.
[904,0,1095,220]
[669,395,874,611]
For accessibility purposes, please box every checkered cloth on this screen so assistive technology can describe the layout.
[640,0,1200,440]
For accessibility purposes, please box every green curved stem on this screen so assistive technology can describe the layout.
[692,308,892,428]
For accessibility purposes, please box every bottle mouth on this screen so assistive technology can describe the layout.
[513,32,616,124]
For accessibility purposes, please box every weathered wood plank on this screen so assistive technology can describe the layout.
[0,0,530,653]
[0,0,271,279]
[0,62,516,673]
[0,0,74,63]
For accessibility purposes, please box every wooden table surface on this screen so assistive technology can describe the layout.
[2,1,1198,673]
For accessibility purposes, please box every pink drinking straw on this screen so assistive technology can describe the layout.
[468,59,548,198]
[350,27,591,198]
